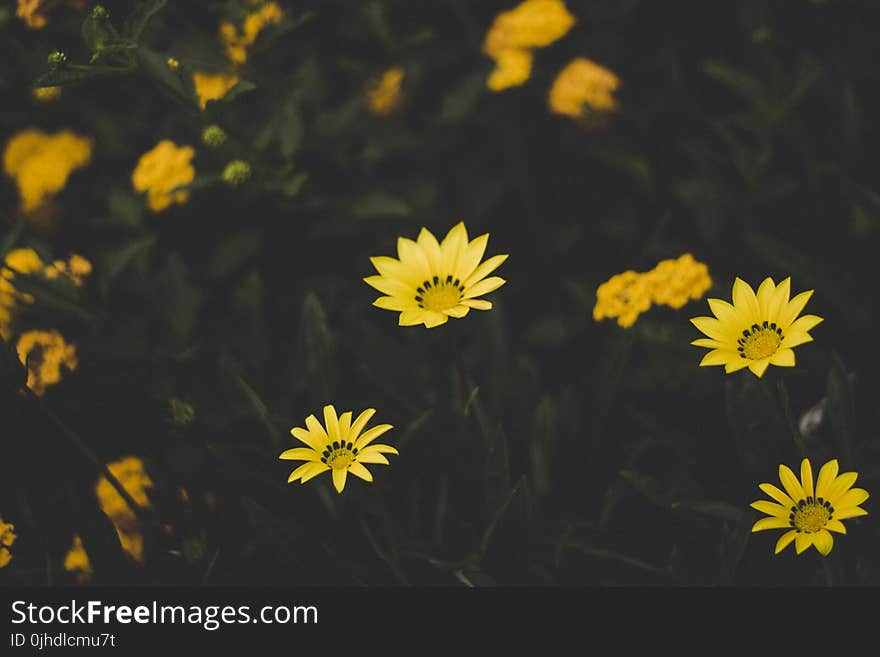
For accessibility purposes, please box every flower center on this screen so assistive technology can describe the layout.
[320,441,359,470]
[789,497,833,533]
[415,275,464,312]
[738,322,783,360]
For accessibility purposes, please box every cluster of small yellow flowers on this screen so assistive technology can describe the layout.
[482,0,575,92]
[16,0,48,28]
[594,254,711,328]
[3,129,93,214]
[0,516,16,569]
[548,57,620,123]
[366,67,405,116]
[16,329,78,396]
[219,1,284,65]
[32,86,62,103]
[63,535,93,583]
[95,456,154,564]
[592,270,653,328]
[193,71,241,110]
[131,140,196,212]
[643,253,712,310]
[45,254,93,287]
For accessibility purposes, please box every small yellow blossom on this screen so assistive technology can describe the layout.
[63,535,93,583]
[95,456,154,564]
[193,71,241,110]
[3,129,93,214]
[482,0,575,91]
[166,57,180,71]
[16,329,78,396]
[131,140,195,212]
[644,253,711,309]
[0,248,46,338]
[0,516,16,569]
[548,57,620,122]
[593,270,653,328]
[487,49,533,92]
[32,86,61,102]
[366,67,405,116]
[220,1,283,65]
[45,254,93,287]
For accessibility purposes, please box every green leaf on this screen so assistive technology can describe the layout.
[702,60,765,106]
[298,292,335,399]
[136,47,194,106]
[123,0,168,42]
[97,235,156,296]
[279,100,304,159]
[826,352,856,464]
[81,12,121,56]
[216,80,257,105]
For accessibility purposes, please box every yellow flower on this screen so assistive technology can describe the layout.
[193,71,240,109]
[486,49,533,92]
[548,57,620,121]
[482,0,575,92]
[219,1,283,65]
[0,516,16,569]
[63,535,93,583]
[366,67,405,116]
[16,330,77,396]
[690,277,823,378]
[483,0,576,57]
[16,0,47,28]
[166,57,180,71]
[0,248,46,338]
[95,456,154,564]
[644,253,711,309]
[32,86,61,102]
[3,129,93,214]
[131,140,195,212]
[365,222,508,328]
[751,458,869,556]
[45,254,93,287]
[593,270,653,328]
[280,405,399,494]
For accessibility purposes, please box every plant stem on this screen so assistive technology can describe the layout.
[776,378,808,457]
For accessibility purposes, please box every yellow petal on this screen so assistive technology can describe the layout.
[373,296,414,311]
[332,468,348,493]
[691,338,724,348]
[766,277,790,324]
[794,533,813,554]
[440,222,468,274]
[300,462,330,484]
[781,332,813,349]
[398,309,426,326]
[690,316,732,342]
[750,500,789,517]
[778,289,814,329]
[800,458,814,499]
[287,461,315,483]
[826,471,858,504]
[356,451,390,464]
[323,405,340,443]
[304,414,329,443]
[769,348,795,367]
[699,349,735,367]
[463,276,506,300]
[463,254,508,289]
[292,426,324,451]
[455,233,489,281]
[724,358,751,373]
[278,447,318,461]
[423,310,449,328]
[707,298,740,324]
[354,423,394,449]
[759,483,795,507]
[416,227,443,274]
[461,298,492,310]
[825,519,846,534]
[338,411,352,440]
[444,305,470,318]
[348,461,374,482]
[834,488,869,510]
[786,314,823,334]
[774,530,797,554]
[755,277,776,318]
[363,275,413,297]
[359,443,399,455]
[832,507,868,520]
[396,237,431,279]
[812,529,833,556]
[747,358,770,378]
[369,256,420,287]
[732,277,760,324]
[348,408,377,443]
[779,463,805,501]
[751,517,790,532]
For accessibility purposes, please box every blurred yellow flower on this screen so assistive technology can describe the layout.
[131,140,195,212]
[63,535,93,583]
[0,516,16,569]
[644,253,711,309]
[487,49,533,92]
[365,222,509,328]
[593,270,653,328]
[281,405,399,494]
[548,57,620,121]
[751,458,869,556]
[220,1,283,65]
[95,456,154,564]
[16,0,47,28]
[367,67,405,116]
[32,86,61,102]
[166,57,180,71]
[193,71,240,109]
[690,277,823,378]
[0,248,46,339]
[45,254,93,287]
[482,0,575,91]
[3,129,93,214]
[16,329,78,396]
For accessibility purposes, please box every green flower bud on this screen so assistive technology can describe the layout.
[201,125,227,148]
[47,51,68,70]
[91,5,109,20]
[169,398,196,426]
[222,160,251,186]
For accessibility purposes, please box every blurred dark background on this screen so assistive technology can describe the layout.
[1,0,878,586]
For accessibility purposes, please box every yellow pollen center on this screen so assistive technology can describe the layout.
[739,323,782,360]
[322,443,358,470]
[415,276,464,312]
[791,500,832,533]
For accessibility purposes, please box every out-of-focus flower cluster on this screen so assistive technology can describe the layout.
[548,57,620,123]
[0,516,16,569]
[367,67,405,116]
[131,140,196,213]
[594,254,712,328]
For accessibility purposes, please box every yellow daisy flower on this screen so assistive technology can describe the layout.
[365,222,508,328]
[690,277,823,378]
[280,405,399,494]
[751,458,869,556]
